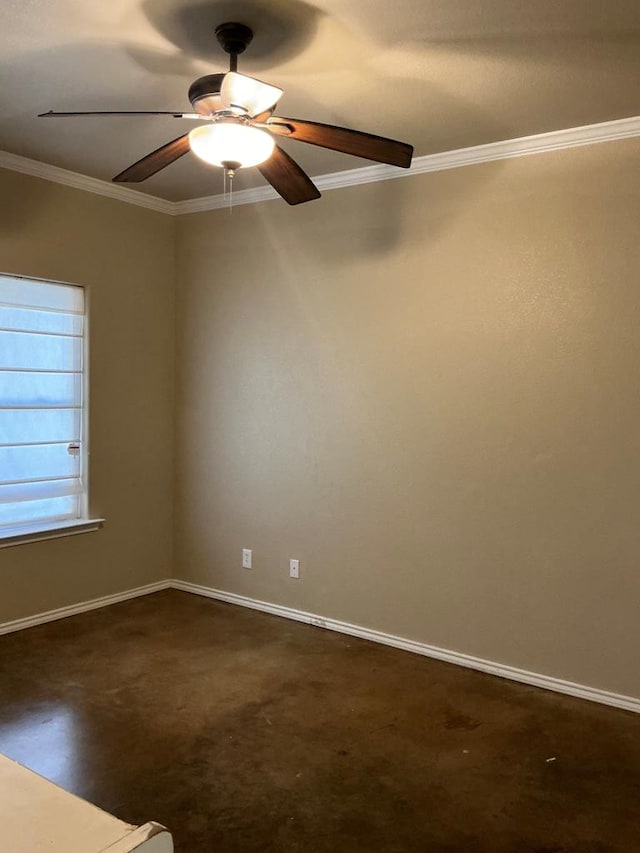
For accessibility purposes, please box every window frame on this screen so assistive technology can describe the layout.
[0,272,103,548]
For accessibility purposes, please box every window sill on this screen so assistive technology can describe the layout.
[0,519,105,549]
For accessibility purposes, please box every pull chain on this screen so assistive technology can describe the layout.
[224,167,235,214]
[221,162,239,214]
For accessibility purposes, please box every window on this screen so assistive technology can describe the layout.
[0,274,100,545]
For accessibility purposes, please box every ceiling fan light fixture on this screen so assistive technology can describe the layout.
[189,123,275,169]
[220,72,283,117]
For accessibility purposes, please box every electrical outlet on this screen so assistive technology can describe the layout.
[242,549,252,569]
[289,559,300,579]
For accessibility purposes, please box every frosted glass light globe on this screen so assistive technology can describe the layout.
[189,123,275,168]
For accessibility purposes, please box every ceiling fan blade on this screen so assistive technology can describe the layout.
[39,110,200,118]
[113,134,191,182]
[220,72,283,118]
[268,118,413,168]
[258,145,321,205]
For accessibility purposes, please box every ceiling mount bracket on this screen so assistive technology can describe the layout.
[215,23,254,71]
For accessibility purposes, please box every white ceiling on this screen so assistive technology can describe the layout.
[1,0,640,201]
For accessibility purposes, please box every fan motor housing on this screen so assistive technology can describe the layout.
[189,73,226,115]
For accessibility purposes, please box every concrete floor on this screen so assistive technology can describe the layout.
[0,590,638,852]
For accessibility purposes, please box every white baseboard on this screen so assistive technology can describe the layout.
[1,576,638,714]
[172,580,640,715]
[0,580,172,636]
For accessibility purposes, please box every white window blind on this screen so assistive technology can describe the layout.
[0,275,86,532]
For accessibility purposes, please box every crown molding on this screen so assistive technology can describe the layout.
[172,114,640,214]
[3,114,640,217]
[0,150,174,215]
[172,184,278,214]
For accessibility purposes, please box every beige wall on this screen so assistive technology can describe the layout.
[0,169,175,621]
[2,140,638,699]
[175,139,640,699]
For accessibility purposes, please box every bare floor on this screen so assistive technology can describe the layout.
[0,590,638,852]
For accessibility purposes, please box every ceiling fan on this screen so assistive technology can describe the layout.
[39,22,414,205]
